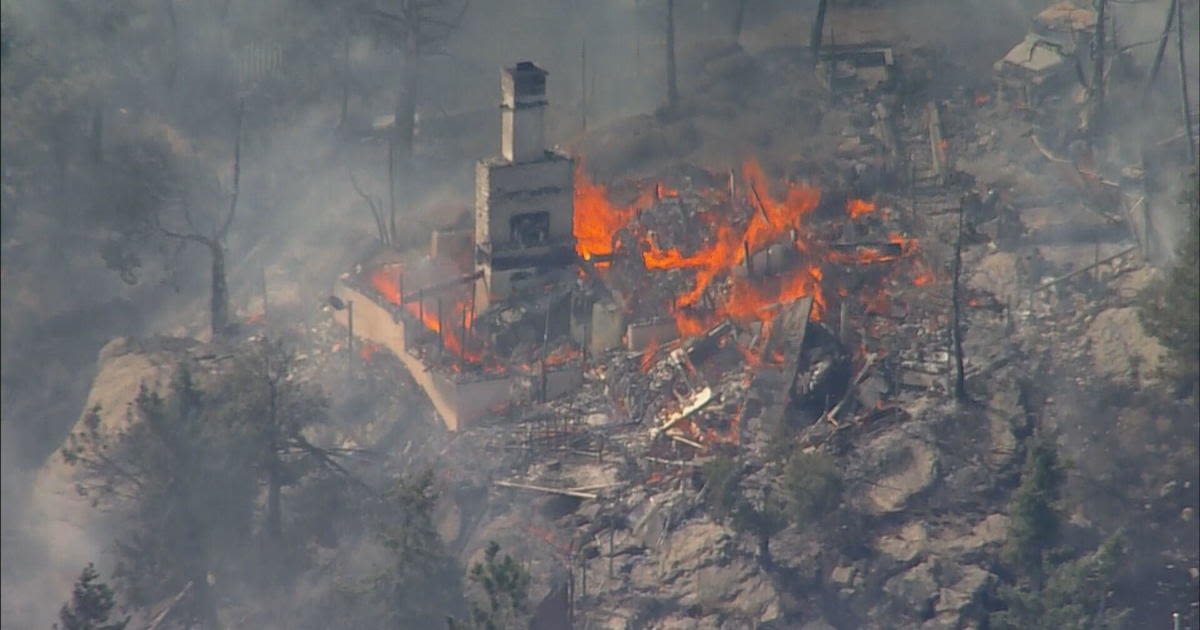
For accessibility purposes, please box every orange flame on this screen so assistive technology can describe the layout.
[634,158,825,334]
[368,266,485,368]
[574,165,655,260]
[846,198,876,219]
[640,337,660,372]
[566,158,931,351]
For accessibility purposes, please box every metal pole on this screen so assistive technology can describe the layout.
[581,40,587,132]
[541,301,551,402]
[261,265,269,323]
[437,298,444,352]
[461,301,468,363]
[839,300,848,344]
[608,526,615,579]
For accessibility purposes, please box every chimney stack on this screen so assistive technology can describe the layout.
[501,61,548,163]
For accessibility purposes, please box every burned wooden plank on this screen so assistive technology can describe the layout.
[494,480,599,500]
[829,242,904,263]
[752,295,815,432]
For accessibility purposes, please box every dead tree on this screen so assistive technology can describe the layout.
[666,0,679,110]
[349,171,390,245]
[362,0,469,163]
[156,100,244,338]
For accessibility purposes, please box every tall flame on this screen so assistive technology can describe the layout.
[573,166,655,261]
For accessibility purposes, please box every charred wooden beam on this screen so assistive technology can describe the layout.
[928,102,947,184]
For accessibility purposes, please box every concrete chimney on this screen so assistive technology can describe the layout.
[501,61,548,163]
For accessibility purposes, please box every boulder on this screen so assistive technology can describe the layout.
[876,522,930,563]
[883,560,940,618]
[934,564,994,617]
[969,252,1020,302]
[1085,307,1166,385]
[648,520,783,625]
[859,427,939,514]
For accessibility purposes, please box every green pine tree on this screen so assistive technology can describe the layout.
[1141,169,1200,387]
[55,564,129,630]
[467,541,531,630]
[1003,437,1064,580]
[991,532,1130,630]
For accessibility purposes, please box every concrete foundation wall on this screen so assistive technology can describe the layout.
[334,284,410,358]
[335,282,584,431]
[544,366,585,400]
[627,318,679,352]
[591,300,625,354]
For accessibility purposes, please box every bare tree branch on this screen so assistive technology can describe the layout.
[349,170,389,243]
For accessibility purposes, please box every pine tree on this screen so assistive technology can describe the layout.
[468,541,531,630]
[991,533,1130,630]
[55,564,129,630]
[1141,169,1200,387]
[1003,438,1064,580]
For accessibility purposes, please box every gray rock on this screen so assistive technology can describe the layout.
[883,560,940,617]
[859,427,939,514]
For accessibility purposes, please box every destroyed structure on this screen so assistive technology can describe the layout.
[336,54,954,445]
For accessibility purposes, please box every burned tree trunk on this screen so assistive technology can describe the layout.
[265,369,282,540]
[951,195,972,401]
[731,0,748,44]
[1086,0,1107,144]
[91,102,104,165]
[666,0,679,110]
[394,38,419,162]
[162,0,179,93]
[1176,0,1195,164]
[811,0,828,60]
[388,134,397,245]
[209,243,230,336]
[340,33,351,129]
[1143,0,1177,99]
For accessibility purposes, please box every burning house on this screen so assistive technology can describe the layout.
[336,55,938,434]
